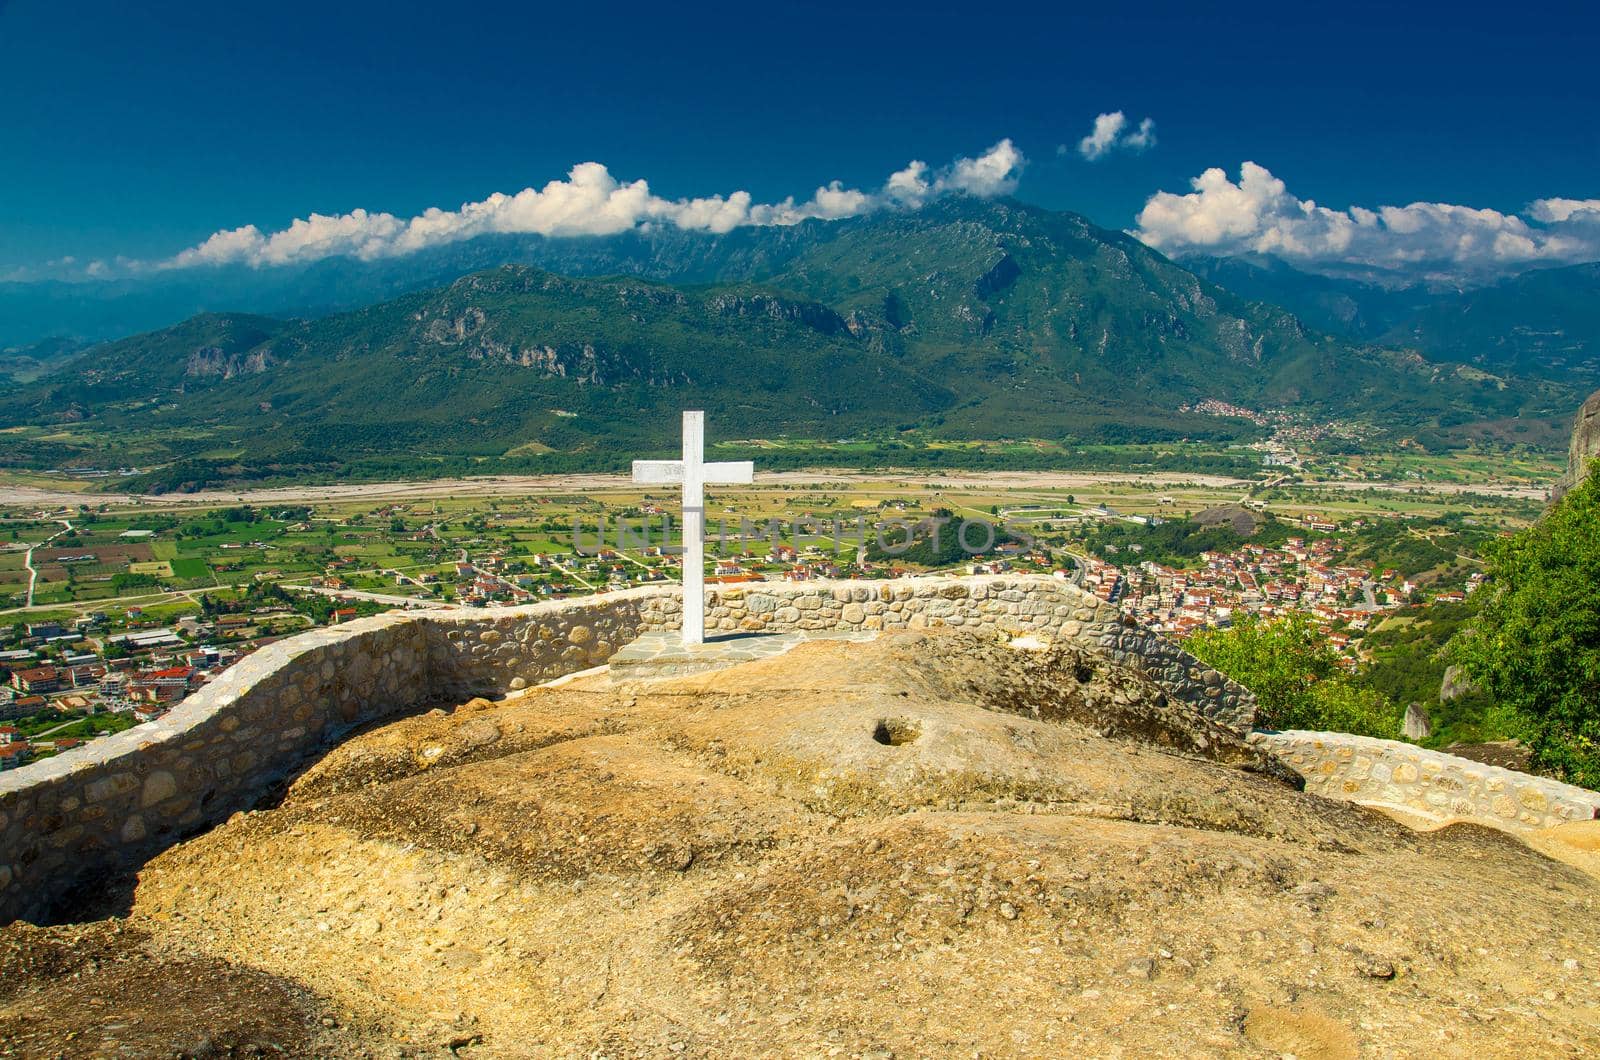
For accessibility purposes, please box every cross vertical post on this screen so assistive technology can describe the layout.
[632,411,754,646]
[680,410,707,645]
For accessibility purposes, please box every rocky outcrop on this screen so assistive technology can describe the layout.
[1439,663,1478,703]
[705,292,849,336]
[973,253,1021,300]
[7,629,1600,1056]
[1553,388,1600,502]
[1402,702,1431,740]
[184,344,275,379]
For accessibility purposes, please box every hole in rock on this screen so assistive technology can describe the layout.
[872,718,921,746]
[1074,664,1095,683]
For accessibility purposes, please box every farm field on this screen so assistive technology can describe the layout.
[0,454,1551,617]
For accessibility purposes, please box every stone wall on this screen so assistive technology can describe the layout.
[0,574,1249,925]
[418,574,1257,732]
[701,575,1257,733]
[1253,730,1600,832]
[426,586,673,701]
[0,589,668,926]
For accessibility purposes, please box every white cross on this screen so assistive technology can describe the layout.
[633,411,753,645]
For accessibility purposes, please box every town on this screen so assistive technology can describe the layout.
[1078,528,1483,667]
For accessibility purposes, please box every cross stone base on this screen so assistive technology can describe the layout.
[608,629,877,682]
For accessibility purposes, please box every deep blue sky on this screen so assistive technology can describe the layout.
[2,0,1597,271]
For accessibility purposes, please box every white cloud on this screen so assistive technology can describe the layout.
[939,138,1024,196]
[173,208,406,268]
[1078,113,1125,161]
[1133,162,1600,284]
[1527,197,1600,224]
[884,160,932,206]
[1076,112,1156,161]
[1124,117,1156,152]
[159,140,1026,271]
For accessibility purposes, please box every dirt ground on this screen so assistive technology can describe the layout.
[3,629,1599,1058]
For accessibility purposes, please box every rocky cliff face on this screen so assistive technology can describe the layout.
[1554,389,1600,502]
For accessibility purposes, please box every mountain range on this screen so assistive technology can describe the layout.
[1186,256,1600,382]
[0,197,1586,489]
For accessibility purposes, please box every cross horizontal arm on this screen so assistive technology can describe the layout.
[702,461,754,485]
[632,460,686,484]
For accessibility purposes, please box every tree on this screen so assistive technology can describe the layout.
[1187,613,1399,738]
[1452,459,1600,787]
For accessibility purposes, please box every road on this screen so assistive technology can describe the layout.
[280,584,453,609]
[22,518,73,608]
[547,557,596,591]
[29,716,93,740]
[383,567,436,592]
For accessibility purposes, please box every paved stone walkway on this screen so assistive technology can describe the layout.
[609,629,878,681]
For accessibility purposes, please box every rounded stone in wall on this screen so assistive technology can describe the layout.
[141,771,178,809]
[85,773,138,805]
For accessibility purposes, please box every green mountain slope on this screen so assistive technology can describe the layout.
[1182,254,1434,339]
[765,199,1507,433]
[0,198,1565,487]
[1380,263,1600,381]
[1186,255,1600,387]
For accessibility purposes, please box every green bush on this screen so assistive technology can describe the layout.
[1451,459,1600,788]
[1186,613,1401,738]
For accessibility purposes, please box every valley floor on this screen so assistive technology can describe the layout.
[0,466,1551,510]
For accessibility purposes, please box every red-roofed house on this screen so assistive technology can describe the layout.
[130,666,195,704]
[10,666,62,695]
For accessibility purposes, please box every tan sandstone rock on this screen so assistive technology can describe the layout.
[3,629,1598,1058]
